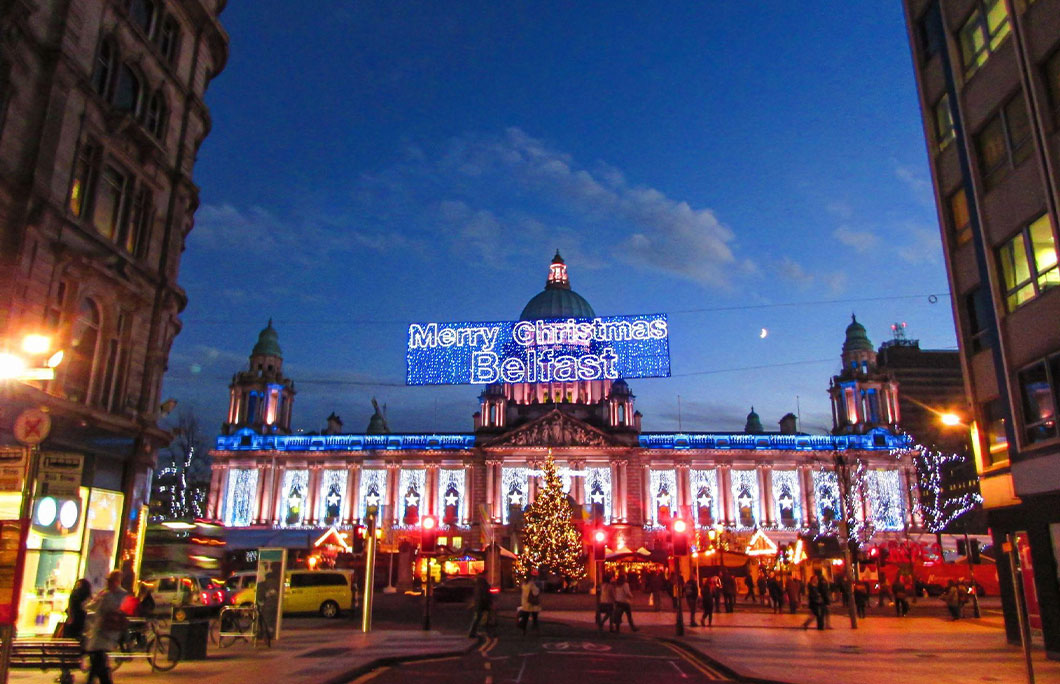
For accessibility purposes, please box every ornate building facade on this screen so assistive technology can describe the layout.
[208,255,919,558]
[0,0,227,634]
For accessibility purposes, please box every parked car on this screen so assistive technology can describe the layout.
[232,569,356,618]
[143,574,225,613]
[223,571,257,604]
[432,577,476,603]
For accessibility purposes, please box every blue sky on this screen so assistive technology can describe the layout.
[161,1,956,436]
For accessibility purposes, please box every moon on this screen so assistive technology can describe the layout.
[759,328,768,339]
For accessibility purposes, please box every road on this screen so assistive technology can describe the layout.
[356,613,740,684]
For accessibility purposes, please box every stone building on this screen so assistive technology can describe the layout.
[0,0,227,635]
[207,255,917,565]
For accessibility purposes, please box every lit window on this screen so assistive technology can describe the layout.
[125,187,151,256]
[949,188,972,246]
[975,94,1031,189]
[958,0,1010,77]
[982,399,1009,465]
[998,214,1059,311]
[93,165,128,240]
[934,94,954,151]
[1018,358,1059,444]
[69,141,98,217]
[65,299,101,404]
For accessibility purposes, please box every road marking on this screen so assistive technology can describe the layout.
[660,642,726,679]
[669,659,689,678]
[515,655,528,684]
[413,656,460,665]
[349,665,389,684]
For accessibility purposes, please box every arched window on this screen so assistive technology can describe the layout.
[157,16,181,64]
[113,64,142,115]
[143,91,166,139]
[128,0,158,37]
[92,40,116,97]
[618,403,626,425]
[66,299,101,403]
[736,486,755,528]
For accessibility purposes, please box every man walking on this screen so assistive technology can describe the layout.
[722,571,737,613]
[85,570,128,684]
[700,576,715,626]
[596,574,615,632]
[468,571,494,638]
[612,573,638,632]
[683,576,699,627]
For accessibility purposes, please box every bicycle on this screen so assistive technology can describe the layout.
[216,604,271,648]
[81,617,180,673]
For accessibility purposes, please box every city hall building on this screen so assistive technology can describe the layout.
[207,254,918,563]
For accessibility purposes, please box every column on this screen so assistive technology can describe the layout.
[425,464,439,517]
[676,463,690,515]
[207,465,224,520]
[254,461,271,524]
[462,464,473,525]
[610,460,623,523]
[486,460,500,521]
[270,465,286,526]
[718,466,732,526]
[386,463,401,525]
[799,466,814,527]
[343,464,359,525]
[305,466,322,526]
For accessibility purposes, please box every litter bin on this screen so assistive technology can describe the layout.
[169,620,209,660]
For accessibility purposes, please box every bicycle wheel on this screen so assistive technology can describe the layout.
[149,634,180,672]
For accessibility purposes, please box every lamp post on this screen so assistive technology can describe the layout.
[832,452,859,630]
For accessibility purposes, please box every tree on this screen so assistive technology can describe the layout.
[515,449,586,583]
[152,408,211,521]
[909,443,982,533]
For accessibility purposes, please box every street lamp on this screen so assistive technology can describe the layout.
[0,334,63,381]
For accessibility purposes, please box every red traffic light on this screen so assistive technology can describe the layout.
[671,518,689,556]
[593,529,606,543]
[672,519,687,534]
[422,515,437,530]
[421,515,438,553]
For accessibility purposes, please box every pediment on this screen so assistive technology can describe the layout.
[484,409,616,448]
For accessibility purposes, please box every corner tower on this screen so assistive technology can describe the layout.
[223,320,296,435]
[828,315,900,435]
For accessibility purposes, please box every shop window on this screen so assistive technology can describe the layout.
[1018,356,1060,445]
[958,0,1010,77]
[934,94,955,151]
[92,165,128,241]
[982,399,1009,465]
[998,214,1059,311]
[948,187,972,246]
[65,299,100,404]
[975,94,1031,190]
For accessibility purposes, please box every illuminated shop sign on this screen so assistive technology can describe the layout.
[406,314,671,386]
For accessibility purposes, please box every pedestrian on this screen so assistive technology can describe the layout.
[597,574,615,632]
[612,573,638,632]
[743,573,756,603]
[721,571,737,613]
[786,575,802,614]
[767,574,784,614]
[700,576,715,626]
[942,580,961,620]
[468,571,494,638]
[854,581,869,619]
[711,575,723,613]
[85,570,128,684]
[893,576,909,617]
[61,578,92,642]
[756,574,768,608]
[518,572,542,635]
[648,571,664,611]
[683,576,699,627]
[877,576,893,608]
[667,571,679,610]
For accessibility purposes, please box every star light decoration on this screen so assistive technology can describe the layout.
[445,492,459,507]
[405,313,672,386]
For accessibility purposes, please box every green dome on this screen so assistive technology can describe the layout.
[744,406,763,434]
[843,314,874,352]
[519,251,596,321]
[251,320,282,357]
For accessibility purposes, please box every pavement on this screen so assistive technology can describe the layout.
[8,593,1060,684]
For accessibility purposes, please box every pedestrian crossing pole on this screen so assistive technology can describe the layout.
[362,512,377,633]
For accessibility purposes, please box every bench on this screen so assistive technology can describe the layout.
[7,638,81,684]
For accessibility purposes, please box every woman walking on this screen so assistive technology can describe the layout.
[518,572,542,635]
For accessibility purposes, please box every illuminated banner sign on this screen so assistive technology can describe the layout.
[406,314,670,386]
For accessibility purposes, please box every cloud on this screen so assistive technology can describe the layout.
[832,226,879,253]
[775,257,847,295]
[894,162,933,206]
[777,257,815,289]
[896,222,943,264]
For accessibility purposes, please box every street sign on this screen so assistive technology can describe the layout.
[12,409,50,446]
[0,449,26,493]
[35,452,83,498]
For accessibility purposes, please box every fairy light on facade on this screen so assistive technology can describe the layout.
[437,469,467,524]
[689,468,720,525]
[280,469,308,527]
[907,441,983,532]
[813,470,840,528]
[648,469,677,528]
[501,467,530,524]
[584,466,612,521]
[771,469,802,528]
[224,468,258,527]
[867,469,905,531]
[730,469,760,529]
[358,469,388,519]
[398,468,426,526]
[317,469,348,524]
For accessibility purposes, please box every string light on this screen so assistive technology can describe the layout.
[730,469,759,529]
[771,469,802,528]
[224,468,258,527]
[904,439,982,532]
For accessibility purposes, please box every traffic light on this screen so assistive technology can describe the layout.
[592,528,606,559]
[420,515,438,554]
[671,518,689,556]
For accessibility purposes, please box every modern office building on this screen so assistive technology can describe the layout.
[902,0,1060,657]
[0,0,227,635]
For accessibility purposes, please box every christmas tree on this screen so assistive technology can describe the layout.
[515,449,586,583]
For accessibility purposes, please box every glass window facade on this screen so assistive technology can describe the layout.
[999,214,1059,311]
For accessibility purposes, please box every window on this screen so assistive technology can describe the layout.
[958,0,1011,77]
[1046,49,1060,123]
[69,141,98,217]
[934,94,955,151]
[92,165,128,240]
[158,17,181,65]
[975,94,1032,189]
[66,299,100,403]
[916,3,944,63]
[144,91,166,139]
[998,214,1059,311]
[1018,356,1060,444]
[128,0,158,38]
[982,399,1009,465]
[157,578,177,592]
[949,187,972,245]
[965,287,993,353]
[113,64,142,115]
[92,40,116,97]
[125,186,152,256]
